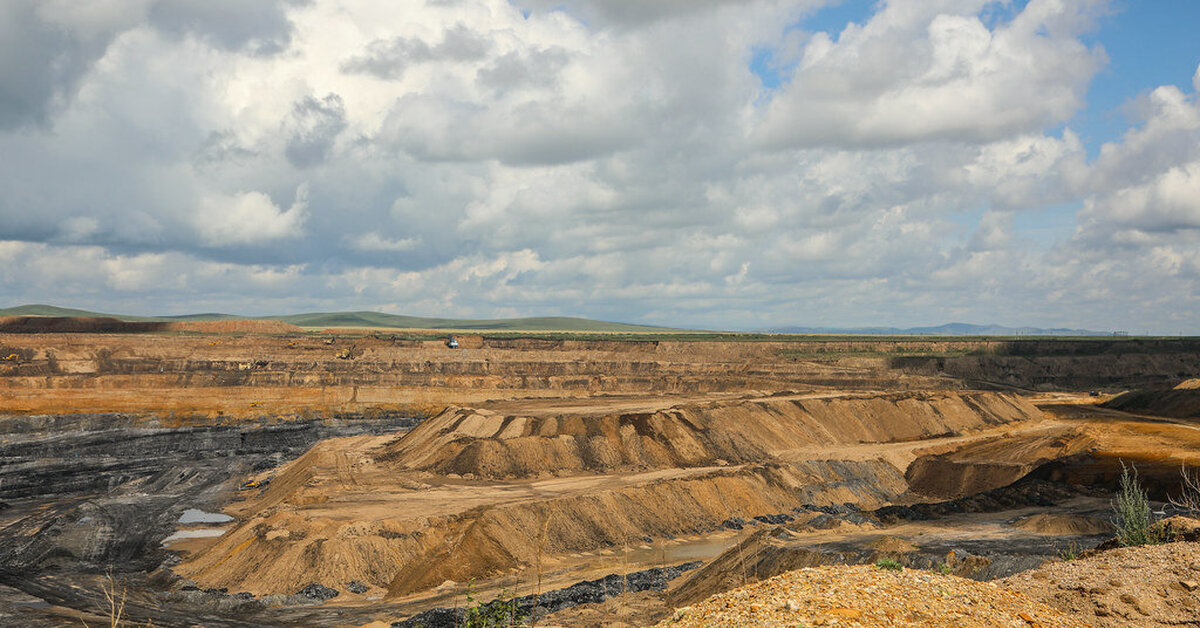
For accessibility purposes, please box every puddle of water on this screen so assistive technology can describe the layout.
[163,528,227,544]
[178,508,233,524]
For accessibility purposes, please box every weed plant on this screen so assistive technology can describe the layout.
[875,558,903,571]
[1112,462,1167,547]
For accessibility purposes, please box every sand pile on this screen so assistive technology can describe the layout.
[904,427,1098,499]
[166,320,302,334]
[659,564,1086,627]
[379,392,1041,480]
[173,391,1042,597]
[1010,513,1114,535]
[1104,387,1200,418]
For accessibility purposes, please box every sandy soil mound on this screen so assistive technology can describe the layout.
[166,320,302,334]
[659,564,1086,627]
[905,427,1097,500]
[380,392,1040,479]
[1010,513,1114,535]
[1004,540,1200,626]
[1104,388,1200,418]
[172,391,1041,597]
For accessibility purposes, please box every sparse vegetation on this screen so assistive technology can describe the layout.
[875,558,903,571]
[461,582,526,628]
[1056,539,1081,561]
[1112,461,1167,547]
[1169,463,1200,515]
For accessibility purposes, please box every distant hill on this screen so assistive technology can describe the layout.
[767,322,1112,336]
[0,304,682,333]
[0,304,164,322]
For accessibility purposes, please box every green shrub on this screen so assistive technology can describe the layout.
[462,582,526,628]
[1112,461,1166,547]
[1056,539,1081,561]
[875,558,903,571]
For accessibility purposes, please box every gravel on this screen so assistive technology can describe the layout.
[656,564,1087,627]
[1003,540,1200,627]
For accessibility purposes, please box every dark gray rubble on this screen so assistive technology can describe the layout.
[392,561,703,628]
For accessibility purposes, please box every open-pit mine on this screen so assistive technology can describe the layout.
[4,317,1200,627]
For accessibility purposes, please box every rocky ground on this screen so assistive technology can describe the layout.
[1005,541,1200,627]
[654,564,1087,627]
[641,536,1200,628]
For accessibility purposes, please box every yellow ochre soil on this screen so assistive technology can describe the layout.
[656,564,1087,627]
[1004,541,1200,627]
[172,391,1040,598]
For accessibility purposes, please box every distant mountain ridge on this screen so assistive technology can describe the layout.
[767,322,1112,336]
[0,304,682,333]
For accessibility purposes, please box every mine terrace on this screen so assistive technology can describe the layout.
[3,318,1200,626]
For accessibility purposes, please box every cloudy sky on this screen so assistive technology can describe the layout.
[1,0,1199,332]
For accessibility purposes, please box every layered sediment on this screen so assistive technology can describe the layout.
[173,391,1040,597]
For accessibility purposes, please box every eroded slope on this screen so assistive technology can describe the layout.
[173,391,1040,598]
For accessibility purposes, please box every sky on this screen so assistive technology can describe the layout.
[1,0,1199,333]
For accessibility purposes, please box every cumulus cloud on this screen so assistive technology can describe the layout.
[1076,68,1200,245]
[753,0,1107,148]
[3,0,1200,332]
[193,189,307,246]
[284,93,347,168]
[514,0,753,27]
[0,0,146,129]
[341,24,491,80]
[147,0,301,55]
[348,233,419,252]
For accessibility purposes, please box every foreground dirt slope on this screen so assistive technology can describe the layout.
[656,564,1086,627]
[172,391,1039,598]
[1004,542,1200,626]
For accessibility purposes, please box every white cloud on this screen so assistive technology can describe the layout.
[753,0,1106,148]
[4,0,1200,333]
[348,232,419,252]
[1077,64,1200,244]
[193,189,307,246]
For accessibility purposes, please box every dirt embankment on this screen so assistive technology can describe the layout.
[0,333,961,418]
[894,339,1200,391]
[171,391,1037,598]
[1103,386,1200,419]
[3,331,1196,419]
[381,392,1039,479]
[904,427,1096,499]
[0,316,301,335]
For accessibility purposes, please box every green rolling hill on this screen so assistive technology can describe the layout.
[0,304,684,332]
